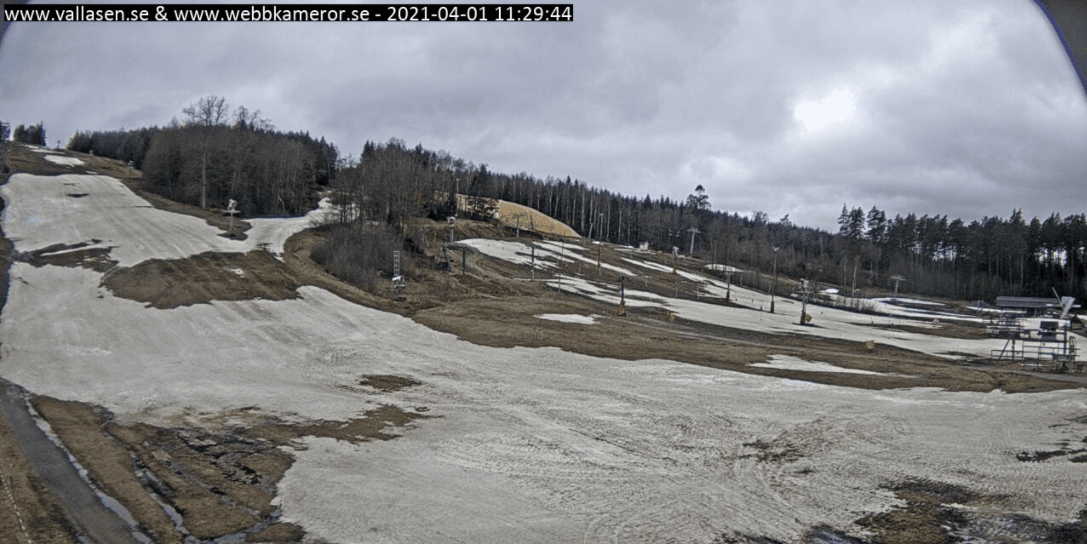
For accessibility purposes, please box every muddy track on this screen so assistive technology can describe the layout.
[0,380,143,543]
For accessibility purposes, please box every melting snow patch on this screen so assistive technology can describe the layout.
[874,297,945,307]
[458,239,556,268]
[546,275,663,307]
[622,258,706,282]
[536,240,585,253]
[751,354,887,375]
[704,263,743,273]
[244,197,334,257]
[535,314,597,325]
[44,155,85,166]
[458,238,635,275]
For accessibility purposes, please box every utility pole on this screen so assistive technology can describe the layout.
[771,246,779,313]
[852,258,858,298]
[225,199,238,238]
[617,275,627,316]
[800,279,814,325]
[725,268,733,302]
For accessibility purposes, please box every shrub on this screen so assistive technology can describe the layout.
[310,223,410,291]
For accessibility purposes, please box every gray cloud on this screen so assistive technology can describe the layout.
[2,0,1084,232]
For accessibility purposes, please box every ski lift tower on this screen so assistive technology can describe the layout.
[392,250,406,295]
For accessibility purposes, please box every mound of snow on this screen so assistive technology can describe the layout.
[535,314,597,324]
[44,155,84,166]
[750,354,889,375]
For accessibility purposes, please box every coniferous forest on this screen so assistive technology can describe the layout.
[44,96,1087,303]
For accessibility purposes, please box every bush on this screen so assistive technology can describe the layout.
[310,223,411,291]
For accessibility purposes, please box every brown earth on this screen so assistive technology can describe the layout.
[24,394,423,543]
[22,241,117,273]
[101,250,303,309]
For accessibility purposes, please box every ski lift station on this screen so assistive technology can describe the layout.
[989,295,1081,372]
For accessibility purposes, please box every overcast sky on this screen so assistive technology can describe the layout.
[2,0,1085,232]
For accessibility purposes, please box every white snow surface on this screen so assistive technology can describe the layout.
[875,297,945,307]
[751,354,890,375]
[534,313,597,324]
[3,173,1087,542]
[44,154,84,166]
[705,263,743,273]
[457,238,556,269]
[828,294,983,323]
[622,257,705,282]
[458,237,635,275]
[0,174,330,265]
[534,239,585,253]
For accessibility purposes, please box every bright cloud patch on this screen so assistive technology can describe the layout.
[794,87,856,131]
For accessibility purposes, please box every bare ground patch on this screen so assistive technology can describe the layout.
[27,394,425,543]
[409,295,1075,393]
[357,374,423,392]
[20,241,117,272]
[854,479,1087,544]
[101,250,302,309]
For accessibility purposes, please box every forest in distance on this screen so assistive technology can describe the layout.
[11,95,1086,304]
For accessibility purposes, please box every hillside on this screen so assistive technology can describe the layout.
[452,193,581,238]
[0,142,1086,543]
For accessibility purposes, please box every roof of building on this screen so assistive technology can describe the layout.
[995,296,1078,311]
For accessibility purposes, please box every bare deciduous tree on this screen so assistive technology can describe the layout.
[183,95,229,208]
